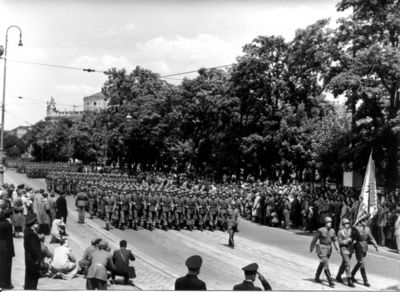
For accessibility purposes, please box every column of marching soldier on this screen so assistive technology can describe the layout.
[45,171,244,239]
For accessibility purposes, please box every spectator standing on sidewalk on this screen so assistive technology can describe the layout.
[394,207,400,253]
[47,192,57,228]
[86,240,114,290]
[56,193,68,224]
[12,187,25,237]
[49,238,79,280]
[37,193,50,235]
[24,213,44,290]
[111,240,135,285]
[0,208,15,289]
[175,255,206,290]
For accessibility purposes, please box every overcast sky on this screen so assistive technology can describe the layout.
[0,0,350,130]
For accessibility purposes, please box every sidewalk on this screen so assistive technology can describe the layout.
[9,224,140,290]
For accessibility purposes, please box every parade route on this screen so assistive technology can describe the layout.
[5,170,400,291]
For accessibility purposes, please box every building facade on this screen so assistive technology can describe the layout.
[9,126,31,138]
[46,92,107,121]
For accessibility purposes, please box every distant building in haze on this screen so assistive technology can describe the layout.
[46,92,107,121]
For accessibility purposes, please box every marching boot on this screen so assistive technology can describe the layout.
[177,224,181,231]
[326,269,335,287]
[90,214,93,219]
[134,223,138,231]
[129,221,133,229]
[315,263,323,283]
[199,225,203,232]
[119,223,125,231]
[347,277,355,288]
[351,263,360,283]
[106,222,110,231]
[336,265,344,283]
[360,268,370,287]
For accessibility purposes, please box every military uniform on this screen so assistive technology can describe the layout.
[310,218,338,287]
[174,194,185,230]
[351,218,378,287]
[75,190,88,223]
[336,220,355,287]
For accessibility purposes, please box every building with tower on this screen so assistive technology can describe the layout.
[46,92,107,121]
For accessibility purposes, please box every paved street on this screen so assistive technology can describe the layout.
[5,170,400,291]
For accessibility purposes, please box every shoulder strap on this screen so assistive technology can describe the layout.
[119,250,129,267]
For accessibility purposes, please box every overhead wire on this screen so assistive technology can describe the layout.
[2,57,233,79]
[4,110,33,126]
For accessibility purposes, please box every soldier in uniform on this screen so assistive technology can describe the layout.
[175,255,206,290]
[196,192,208,232]
[160,190,173,231]
[219,193,229,232]
[233,263,272,291]
[208,193,219,231]
[174,192,185,231]
[336,218,355,287]
[75,187,88,224]
[104,190,115,231]
[351,214,378,287]
[310,216,339,287]
[147,189,159,231]
[185,192,196,231]
[131,189,142,231]
[113,190,123,229]
[121,190,131,230]
[227,200,240,249]
[88,186,97,220]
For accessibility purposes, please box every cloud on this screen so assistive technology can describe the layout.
[107,23,137,35]
[135,34,242,69]
[55,84,97,96]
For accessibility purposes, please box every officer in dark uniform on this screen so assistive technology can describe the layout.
[336,218,355,287]
[208,193,219,231]
[310,216,339,287]
[233,263,272,290]
[351,214,378,287]
[175,255,206,290]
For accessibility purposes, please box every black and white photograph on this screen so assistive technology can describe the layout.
[0,0,399,290]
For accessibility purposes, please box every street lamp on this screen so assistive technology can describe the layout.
[0,26,23,184]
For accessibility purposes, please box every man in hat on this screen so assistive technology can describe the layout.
[86,240,114,290]
[310,216,339,287]
[0,208,15,289]
[336,218,355,287]
[24,213,44,290]
[175,255,206,290]
[351,214,378,287]
[233,263,272,290]
[79,238,102,276]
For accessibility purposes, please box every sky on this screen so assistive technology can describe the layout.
[0,0,351,130]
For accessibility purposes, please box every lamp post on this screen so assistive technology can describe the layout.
[0,26,23,184]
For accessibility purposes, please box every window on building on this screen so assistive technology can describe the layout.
[94,102,97,106]
[87,102,89,106]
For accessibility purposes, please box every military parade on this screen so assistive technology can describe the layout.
[2,0,400,290]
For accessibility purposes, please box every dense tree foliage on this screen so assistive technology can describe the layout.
[24,0,399,188]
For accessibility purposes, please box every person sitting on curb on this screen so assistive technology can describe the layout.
[233,263,272,291]
[50,212,66,244]
[79,238,102,276]
[86,240,114,290]
[175,255,206,290]
[111,240,136,285]
[49,238,79,280]
[39,233,53,277]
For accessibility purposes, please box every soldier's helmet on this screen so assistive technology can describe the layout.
[324,217,333,223]
[342,218,350,225]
